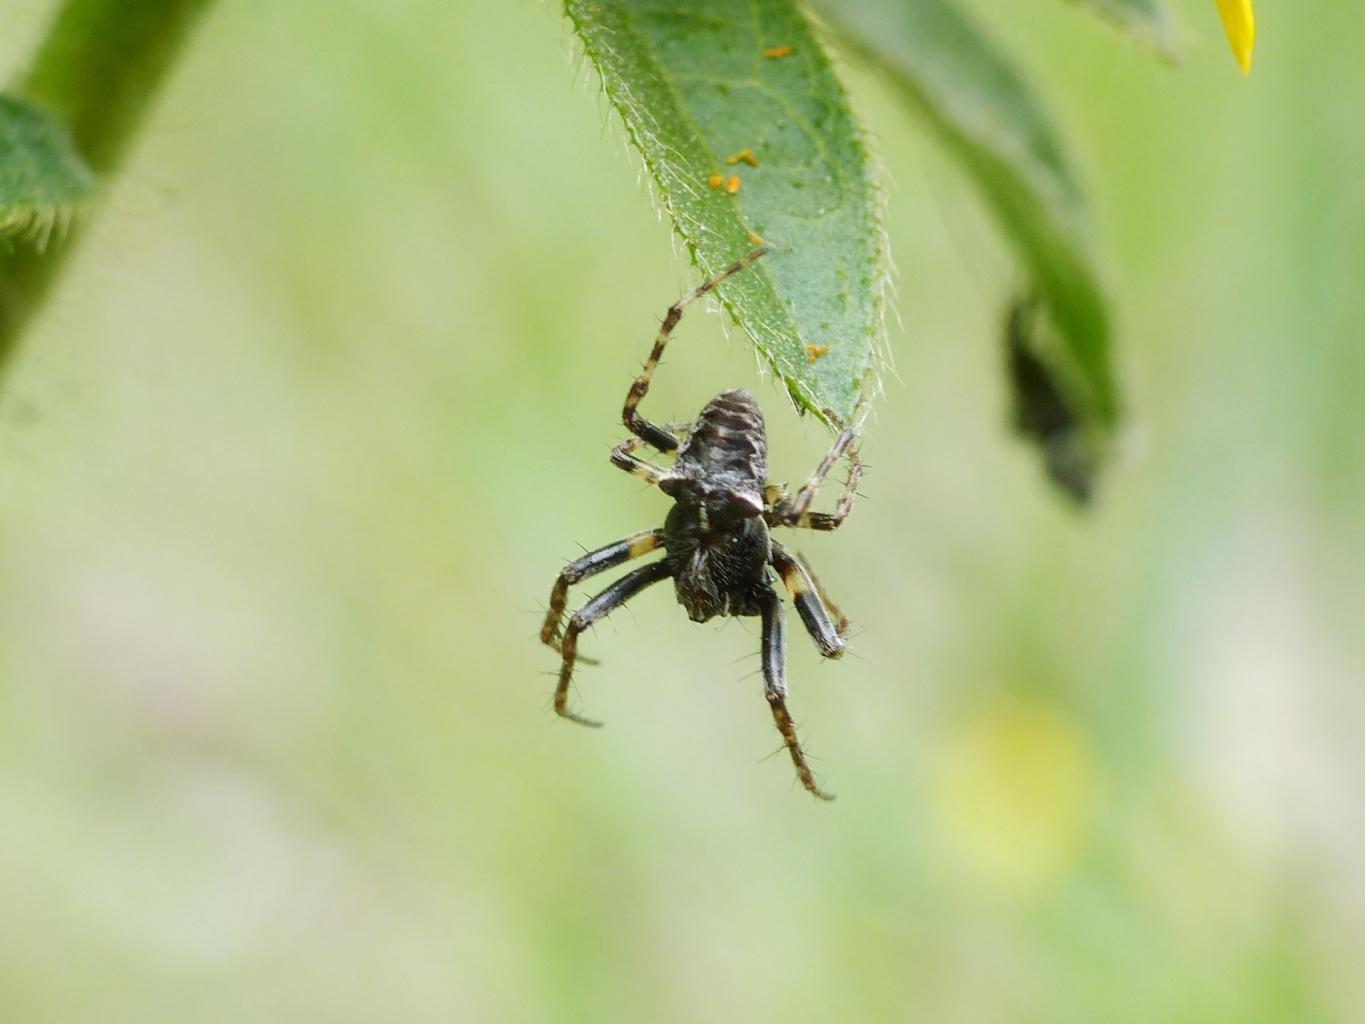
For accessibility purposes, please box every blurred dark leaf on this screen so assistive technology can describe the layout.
[818,0,1121,492]
[1005,298,1096,503]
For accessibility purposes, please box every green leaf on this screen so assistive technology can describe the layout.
[564,0,886,426]
[817,0,1121,493]
[1065,0,1180,58]
[0,94,95,245]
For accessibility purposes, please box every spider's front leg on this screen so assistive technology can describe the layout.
[555,561,672,727]
[622,247,767,453]
[541,529,664,658]
[769,426,862,531]
[770,542,848,656]
[758,586,835,801]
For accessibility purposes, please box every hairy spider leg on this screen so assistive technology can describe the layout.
[541,529,664,658]
[771,426,862,531]
[555,560,672,727]
[622,247,768,453]
[759,586,834,800]
[770,543,847,657]
[610,421,695,484]
[609,438,669,485]
[790,549,851,638]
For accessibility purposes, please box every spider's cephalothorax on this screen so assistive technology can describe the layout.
[540,249,862,800]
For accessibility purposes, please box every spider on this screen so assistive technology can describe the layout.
[539,248,862,800]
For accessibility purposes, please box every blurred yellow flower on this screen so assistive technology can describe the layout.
[1216,0,1256,74]
[928,702,1095,897]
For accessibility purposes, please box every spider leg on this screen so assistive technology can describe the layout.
[769,426,862,531]
[611,425,693,484]
[770,542,847,657]
[609,437,669,485]
[759,586,835,801]
[796,555,851,639]
[556,561,672,727]
[541,529,664,657]
[622,247,767,453]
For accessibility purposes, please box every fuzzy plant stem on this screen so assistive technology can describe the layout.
[0,0,213,383]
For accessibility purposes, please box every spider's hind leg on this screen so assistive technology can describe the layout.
[622,248,767,452]
[610,438,669,485]
[609,424,689,485]
[758,586,834,801]
[770,426,862,531]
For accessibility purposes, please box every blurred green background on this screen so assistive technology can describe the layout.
[2,1,1363,1021]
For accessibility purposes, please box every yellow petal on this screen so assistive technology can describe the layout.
[1215,0,1256,74]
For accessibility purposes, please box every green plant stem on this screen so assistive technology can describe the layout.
[0,0,213,382]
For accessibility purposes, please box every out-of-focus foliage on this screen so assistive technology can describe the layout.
[0,94,93,241]
[0,2,1363,1022]
[820,0,1118,497]
[0,0,214,373]
[1067,0,1179,56]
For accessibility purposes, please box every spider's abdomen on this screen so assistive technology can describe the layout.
[672,389,767,496]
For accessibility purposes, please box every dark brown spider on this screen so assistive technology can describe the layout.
[540,248,862,800]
